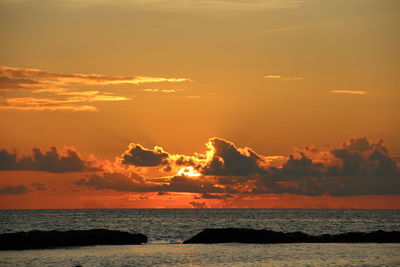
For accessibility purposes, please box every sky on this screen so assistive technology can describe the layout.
[0,0,399,209]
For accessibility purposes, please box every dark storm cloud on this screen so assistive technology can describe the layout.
[76,137,399,196]
[257,175,400,196]
[164,176,224,193]
[0,147,96,173]
[76,172,224,194]
[0,185,29,194]
[368,148,397,175]
[121,144,170,167]
[342,137,373,152]
[328,138,397,177]
[76,172,150,192]
[258,138,400,196]
[218,177,235,185]
[265,153,323,182]
[201,137,266,176]
[200,193,234,199]
[330,148,364,176]
[174,156,197,166]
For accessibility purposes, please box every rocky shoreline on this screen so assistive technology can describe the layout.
[183,228,400,244]
[0,229,147,250]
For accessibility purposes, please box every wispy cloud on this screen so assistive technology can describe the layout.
[329,90,367,95]
[0,66,191,89]
[264,75,304,80]
[57,91,131,102]
[0,97,98,112]
[0,76,41,90]
[0,92,130,112]
[142,89,178,93]
[0,103,97,112]
[0,66,189,111]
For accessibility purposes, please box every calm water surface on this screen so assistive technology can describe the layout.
[0,209,399,266]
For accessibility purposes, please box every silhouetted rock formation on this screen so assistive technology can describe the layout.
[183,228,400,244]
[0,229,147,250]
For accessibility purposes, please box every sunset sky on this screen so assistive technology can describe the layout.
[0,0,399,209]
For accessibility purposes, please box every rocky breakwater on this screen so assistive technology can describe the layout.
[183,228,400,244]
[0,229,148,250]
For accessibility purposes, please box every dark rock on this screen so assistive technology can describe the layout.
[0,229,147,250]
[183,228,400,244]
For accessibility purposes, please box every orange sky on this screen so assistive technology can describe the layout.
[0,0,399,209]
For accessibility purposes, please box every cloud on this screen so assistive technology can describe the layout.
[57,91,131,102]
[0,90,130,111]
[0,97,98,112]
[329,90,367,95]
[0,104,97,112]
[121,144,170,167]
[264,75,304,80]
[342,137,373,152]
[76,172,149,192]
[257,137,399,196]
[0,66,189,111]
[218,177,236,185]
[0,66,190,88]
[120,136,268,176]
[74,136,399,196]
[201,137,266,176]
[200,193,234,199]
[142,89,178,93]
[0,76,40,90]
[0,147,97,172]
[0,185,29,195]
[165,175,224,193]
[76,172,224,193]
[173,155,198,166]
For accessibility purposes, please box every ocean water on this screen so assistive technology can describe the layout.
[0,209,399,266]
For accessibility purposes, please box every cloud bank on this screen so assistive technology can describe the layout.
[0,147,97,172]
[1,137,398,197]
[74,136,400,197]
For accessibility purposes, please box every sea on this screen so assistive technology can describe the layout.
[0,209,399,266]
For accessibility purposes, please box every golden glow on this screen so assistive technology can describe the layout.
[264,75,304,80]
[0,0,398,210]
[177,166,201,177]
[329,90,367,95]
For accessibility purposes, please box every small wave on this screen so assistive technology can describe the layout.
[148,238,184,245]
